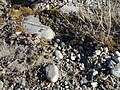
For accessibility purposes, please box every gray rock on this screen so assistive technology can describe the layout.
[112,56,120,63]
[111,64,120,77]
[115,51,120,57]
[45,64,59,82]
[60,5,79,14]
[0,80,3,90]
[23,15,55,40]
[105,55,111,61]
[55,50,63,59]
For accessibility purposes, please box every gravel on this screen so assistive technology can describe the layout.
[0,1,120,90]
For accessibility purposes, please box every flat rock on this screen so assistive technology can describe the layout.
[45,64,59,82]
[60,5,79,14]
[23,15,55,40]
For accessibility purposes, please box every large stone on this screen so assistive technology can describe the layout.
[23,15,55,40]
[45,64,59,82]
[60,5,79,14]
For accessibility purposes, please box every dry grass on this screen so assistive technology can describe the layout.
[4,0,120,51]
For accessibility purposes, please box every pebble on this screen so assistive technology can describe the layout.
[55,50,63,59]
[91,82,98,88]
[104,47,109,53]
[112,56,120,63]
[45,64,59,82]
[70,53,76,60]
[111,64,120,77]
[105,55,111,61]
[56,39,60,43]
[0,80,3,90]
[94,50,101,56]
[15,32,22,35]
[77,54,81,59]
[115,51,120,57]
[93,70,98,76]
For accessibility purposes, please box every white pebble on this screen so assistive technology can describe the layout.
[15,32,22,35]
[93,70,98,76]
[104,47,109,53]
[77,54,81,59]
[55,50,63,59]
[95,50,101,55]
[91,82,98,88]
[71,53,76,60]
[115,51,120,57]
[45,64,59,82]
[0,80,3,90]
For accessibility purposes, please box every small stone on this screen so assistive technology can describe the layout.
[56,39,60,43]
[105,55,111,61]
[112,56,120,63]
[55,50,63,59]
[93,70,98,76]
[115,51,120,57]
[111,64,120,77]
[54,43,58,48]
[71,55,76,60]
[94,50,101,55]
[91,82,97,88]
[45,64,59,82]
[60,42,66,48]
[70,53,76,60]
[77,54,81,59]
[0,80,3,90]
[15,32,22,35]
[104,47,109,53]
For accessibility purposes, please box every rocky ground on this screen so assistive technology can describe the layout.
[0,0,120,90]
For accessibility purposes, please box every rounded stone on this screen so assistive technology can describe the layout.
[94,50,101,56]
[45,64,59,82]
[91,82,97,88]
[115,51,120,57]
[0,80,3,90]
[55,50,63,59]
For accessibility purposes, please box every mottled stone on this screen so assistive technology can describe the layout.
[45,64,59,82]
